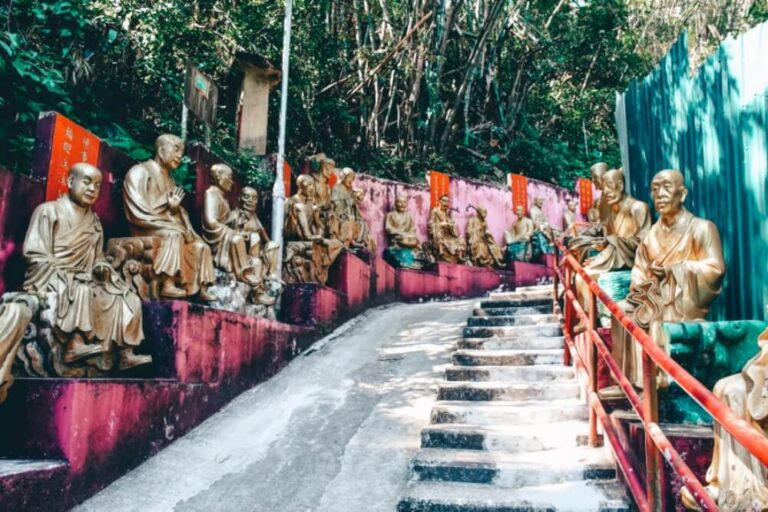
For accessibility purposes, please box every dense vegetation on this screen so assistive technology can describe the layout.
[1,0,766,188]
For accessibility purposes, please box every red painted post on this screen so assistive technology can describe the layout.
[563,264,572,367]
[588,289,599,447]
[642,351,662,510]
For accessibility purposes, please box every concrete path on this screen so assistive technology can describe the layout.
[74,300,473,512]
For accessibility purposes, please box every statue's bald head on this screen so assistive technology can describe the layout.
[590,162,609,189]
[210,164,234,192]
[651,169,687,217]
[67,163,103,208]
[296,174,315,198]
[239,186,258,213]
[602,169,626,206]
[155,134,184,171]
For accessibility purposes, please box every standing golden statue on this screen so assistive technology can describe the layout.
[123,134,215,301]
[465,207,503,268]
[329,167,376,253]
[504,205,535,263]
[563,199,579,235]
[615,170,725,387]
[428,195,467,264]
[22,163,151,375]
[283,175,343,284]
[681,327,768,511]
[384,196,431,270]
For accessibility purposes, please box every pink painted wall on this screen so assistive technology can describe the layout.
[354,173,583,257]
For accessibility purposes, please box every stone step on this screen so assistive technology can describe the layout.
[489,288,552,300]
[445,364,575,382]
[437,381,580,401]
[466,314,560,327]
[452,349,563,367]
[463,324,562,339]
[0,459,69,509]
[397,480,631,512]
[431,400,588,425]
[479,298,552,309]
[472,305,552,317]
[421,421,590,452]
[411,447,616,487]
[458,336,564,351]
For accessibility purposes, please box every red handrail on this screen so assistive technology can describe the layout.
[552,240,768,511]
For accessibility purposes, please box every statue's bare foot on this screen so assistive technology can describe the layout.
[63,337,104,363]
[198,286,217,302]
[161,282,187,299]
[119,349,152,370]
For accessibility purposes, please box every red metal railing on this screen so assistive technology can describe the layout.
[552,239,768,511]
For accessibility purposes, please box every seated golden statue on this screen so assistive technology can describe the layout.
[232,186,280,280]
[428,195,467,264]
[563,199,578,235]
[284,175,343,284]
[465,207,503,268]
[571,163,610,261]
[681,327,768,511]
[0,298,34,403]
[384,196,431,270]
[122,134,215,301]
[22,163,151,375]
[329,167,376,253]
[529,197,549,231]
[615,170,725,387]
[308,153,334,210]
[503,205,535,263]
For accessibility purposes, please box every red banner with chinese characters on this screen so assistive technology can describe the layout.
[507,173,528,213]
[429,170,451,208]
[283,160,292,196]
[45,114,102,201]
[577,178,593,216]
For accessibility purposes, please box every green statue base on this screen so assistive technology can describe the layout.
[505,241,532,263]
[383,247,432,270]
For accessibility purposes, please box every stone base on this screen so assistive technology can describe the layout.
[327,251,371,314]
[509,261,553,288]
[278,283,346,329]
[397,262,515,302]
[0,300,311,509]
[373,257,397,303]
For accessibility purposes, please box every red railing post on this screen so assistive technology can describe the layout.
[588,288,599,447]
[563,264,572,367]
[642,350,663,510]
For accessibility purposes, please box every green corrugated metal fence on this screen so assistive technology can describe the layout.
[616,24,768,322]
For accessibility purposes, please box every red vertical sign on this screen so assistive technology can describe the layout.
[429,170,451,208]
[45,114,102,200]
[283,160,292,196]
[507,173,528,213]
[577,178,593,216]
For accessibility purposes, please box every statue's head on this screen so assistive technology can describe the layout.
[439,195,450,210]
[477,207,487,219]
[651,169,687,216]
[154,134,184,171]
[296,174,315,199]
[534,197,544,208]
[67,163,103,208]
[590,162,609,190]
[210,164,234,192]
[395,196,407,212]
[339,167,356,186]
[567,199,578,212]
[515,205,525,218]
[602,169,626,206]
[320,158,336,179]
[239,187,259,213]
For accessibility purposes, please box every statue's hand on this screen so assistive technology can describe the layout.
[168,187,185,213]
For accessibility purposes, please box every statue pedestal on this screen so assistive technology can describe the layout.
[396,262,516,301]
[509,261,553,288]
[0,301,311,509]
[328,251,372,314]
[279,283,346,329]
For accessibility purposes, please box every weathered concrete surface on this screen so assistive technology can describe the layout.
[74,299,473,512]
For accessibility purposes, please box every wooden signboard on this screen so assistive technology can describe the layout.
[45,114,102,200]
[185,62,219,128]
[429,170,451,208]
[507,173,528,213]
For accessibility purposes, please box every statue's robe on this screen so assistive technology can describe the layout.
[202,186,250,279]
[385,210,420,249]
[284,194,343,284]
[584,195,651,274]
[330,184,374,251]
[309,174,331,208]
[689,329,768,511]
[232,207,279,278]
[504,217,535,263]
[428,208,466,263]
[570,196,611,262]
[0,302,33,403]
[564,210,578,235]
[616,208,725,386]
[466,216,503,268]
[123,160,214,294]
[23,197,143,349]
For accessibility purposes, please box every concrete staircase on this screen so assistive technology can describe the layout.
[398,285,631,512]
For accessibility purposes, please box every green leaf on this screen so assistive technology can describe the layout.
[108,29,118,43]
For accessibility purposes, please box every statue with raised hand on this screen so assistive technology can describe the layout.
[465,207,503,268]
[123,134,215,301]
[428,195,467,264]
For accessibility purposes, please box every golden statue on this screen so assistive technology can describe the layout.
[428,195,467,264]
[568,162,612,262]
[0,299,33,403]
[681,327,768,511]
[232,186,280,281]
[503,205,535,263]
[308,153,335,209]
[465,207,503,268]
[615,170,725,387]
[123,134,215,301]
[329,167,376,253]
[589,162,610,225]
[23,163,151,374]
[529,197,548,231]
[284,174,343,284]
[563,199,579,235]
[385,196,421,249]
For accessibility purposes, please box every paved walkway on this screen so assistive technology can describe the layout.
[75,300,472,512]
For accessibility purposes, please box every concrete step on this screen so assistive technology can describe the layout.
[452,349,562,367]
[489,289,553,301]
[421,421,591,452]
[445,364,575,382]
[463,324,562,339]
[397,480,631,512]
[0,459,69,509]
[431,400,588,425]
[411,447,616,487]
[472,305,552,317]
[458,336,564,351]
[437,381,580,401]
[466,314,560,327]
[480,298,552,309]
